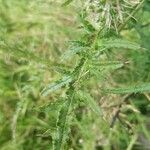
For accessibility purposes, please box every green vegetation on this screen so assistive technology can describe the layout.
[0,0,150,149]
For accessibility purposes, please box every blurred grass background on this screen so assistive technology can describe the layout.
[0,0,80,149]
[0,0,150,150]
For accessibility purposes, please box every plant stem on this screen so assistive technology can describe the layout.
[54,57,86,150]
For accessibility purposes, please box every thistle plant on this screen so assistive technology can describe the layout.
[40,0,149,149]
[0,0,149,149]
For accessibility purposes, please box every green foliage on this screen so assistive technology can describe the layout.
[61,40,89,60]
[105,83,150,94]
[98,38,143,51]
[0,0,150,150]
[62,0,74,7]
[76,91,102,116]
[41,76,72,96]
[53,93,74,150]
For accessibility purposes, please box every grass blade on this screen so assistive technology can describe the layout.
[62,0,73,6]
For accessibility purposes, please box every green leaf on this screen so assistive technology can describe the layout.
[91,61,124,70]
[89,61,125,80]
[79,15,96,33]
[35,99,65,113]
[61,41,89,61]
[53,102,69,150]
[105,83,150,94]
[98,38,143,51]
[62,0,73,6]
[77,91,102,116]
[53,92,74,150]
[41,76,72,96]
[61,46,86,61]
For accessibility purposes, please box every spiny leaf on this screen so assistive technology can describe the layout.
[89,61,125,79]
[61,41,88,61]
[77,91,102,116]
[105,83,150,94]
[41,76,72,96]
[98,38,142,51]
[35,99,65,113]
[61,46,86,61]
[91,61,124,70]
[53,92,74,150]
